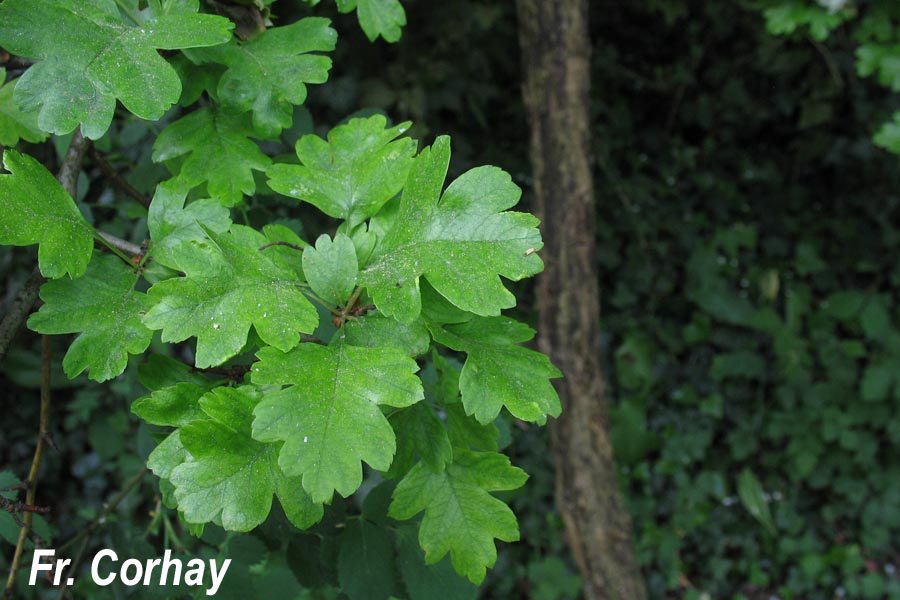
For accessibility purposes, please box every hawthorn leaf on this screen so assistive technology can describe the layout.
[387,402,452,477]
[268,115,416,227]
[153,106,272,205]
[27,255,152,381]
[132,382,207,427]
[147,181,232,270]
[357,0,407,43]
[147,430,188,481]
[445,404,499,453]
[428,316,562,424]
[143,225,318,368]
[342,312,431,357]
[0,0,233,139]
[359,137,544,322]
[0,70,46,146]
[251,341,424,503]
[138,353,211,391]
[0,150,94,279]
[389,450,527,584]
[337,519,399,600]
[171,387,323,531]
[303,233,358,306]
[187,19,336,137]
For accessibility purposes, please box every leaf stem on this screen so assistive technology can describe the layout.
[88,147,150,209]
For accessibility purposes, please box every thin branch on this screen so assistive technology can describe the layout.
[3,336,52,598]
[88,146,151,209]
[0,267,43,362]
[97,231,144,257]
[259,241,305,252]
[57,128,89,198]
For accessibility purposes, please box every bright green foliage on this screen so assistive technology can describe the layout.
[302,233,359,306]
[0,0,233,139]
[146,181,232,270]
[268,115,416,226]
[153,107,272,205]
[0,69,46,146]
[142,225,318,368]
[389,449,528,584]
[761,0,849,41]
[251,341,424,503]
[329,0,406,42]
[28,255,152,382]
[186,18,336,137]
[0,150,94,279]
[428,316,562,424]
[359,137,543,322]
[168,387,323,531]
[0,1,554,593]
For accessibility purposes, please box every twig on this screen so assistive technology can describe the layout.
[54,467,148,563]
[57,128,88,199]
[88,147,151,209]
[259,241,305,252]
[3,336,52,598]
[97,231,144,257]
[0,267,43,362]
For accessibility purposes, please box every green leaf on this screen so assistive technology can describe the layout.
[147,430,188,481]
[170,387,323,531]
[268,115,416,227]
[337,519,399,600]
[0,150,94,279]
[251,341,424,503]
[0,69,47,146]
[303,233,358,306]
[147,181,232,270]
[357,0,407,43]
[396,526,478,600]
[143,225,318,368]
[342,312,431,357]
[388,402,452,477]
[186,18,336,137]
[132,382,207,427]
[359,137,544,322]
[737,468,776,536]
[0,0,233,139]
[427,316,561,424]
[153,106,272,205]
[389,450,527,584]
[874,110,900,154]
[27,255,152,381]
[445,404,499,452]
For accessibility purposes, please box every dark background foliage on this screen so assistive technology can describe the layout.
[4,0,900,598]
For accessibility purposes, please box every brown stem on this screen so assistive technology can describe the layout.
[3,336,52,598]
[97,231,144,257]
[88,146,151,209]
[259,241,305,252]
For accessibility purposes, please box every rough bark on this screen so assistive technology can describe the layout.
[516,2,647,598]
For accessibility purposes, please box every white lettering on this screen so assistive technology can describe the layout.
[91,549,118,586]
[119,559,143,586]
[207,559,231,596]
[183,558,205,586]
[159,549,182,585]
[143,557,161,585]
[28,549,55,585]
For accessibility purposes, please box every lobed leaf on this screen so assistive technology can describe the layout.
[251,341,423,503]
[389,450,527,584]
[0,0,233,139]
[0,150,94,279]
[28,255,153,381]
[359,137,544,322]
[143,225,318,368]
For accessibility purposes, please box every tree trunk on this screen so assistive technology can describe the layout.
[516,2,647,598]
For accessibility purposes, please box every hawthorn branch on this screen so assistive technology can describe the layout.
[3,336,53,598]
[0,129,89,364]
[88,146,151,209]
[97,231,144,257]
